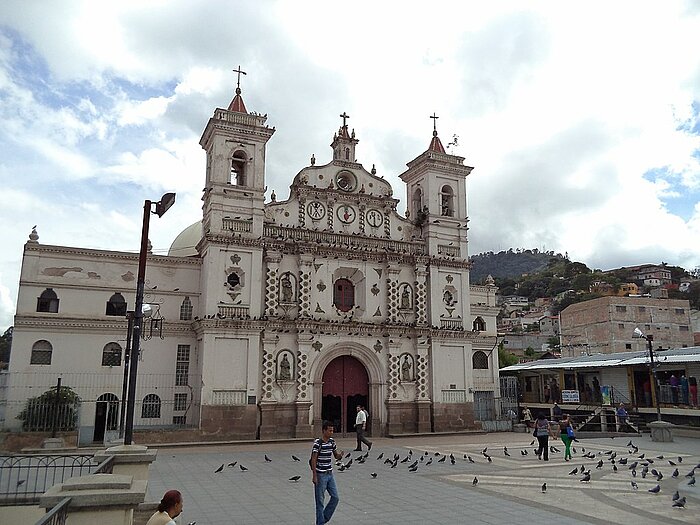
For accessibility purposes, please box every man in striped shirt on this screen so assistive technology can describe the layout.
[311,421,344,525]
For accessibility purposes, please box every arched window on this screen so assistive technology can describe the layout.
[37,288,59,313]
[472,350,489,370]
[102,342,122,366]
[440,185,454,217]
[333,278,355,312]
[412,188,422,217]
[141,394,161,419]
[31,340,53,365]
[472,317,486,332]
[106,293,127,316]
[230,151,247,186]
[97,393,119,431]
[345,147,350,160]
[179,297,193,321]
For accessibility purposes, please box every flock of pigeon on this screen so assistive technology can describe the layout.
[211,438,697,511]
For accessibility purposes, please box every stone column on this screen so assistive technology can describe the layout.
[415,259,429,327]
[264,250,282,318]
[295,339,313,437]
[385,340,403,435]
[40,473,147,525]
[298,254,314,319]
[93,444,157,481]
[259,333,279,439]
[415,339,432,433]
[386,267,401,324]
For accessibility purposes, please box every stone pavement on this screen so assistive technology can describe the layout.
[146,432,700,524]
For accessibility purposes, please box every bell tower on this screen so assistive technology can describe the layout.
[199,66,275,238]
[330,111,359,163]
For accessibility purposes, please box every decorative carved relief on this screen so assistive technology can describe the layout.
[399,283,412,310]
[400,353,414,382]
[277,350,294,381]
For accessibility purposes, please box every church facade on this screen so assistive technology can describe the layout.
[6,82,499,442]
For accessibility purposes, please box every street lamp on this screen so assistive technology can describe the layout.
[124,193,175,445]
[119,304,153,439]
[633,327,662,421]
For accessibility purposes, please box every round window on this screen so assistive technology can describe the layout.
[335,170,357,192]
[227,272,241,287]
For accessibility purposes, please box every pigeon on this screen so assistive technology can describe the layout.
[472,476,479,486]
[345,452,351,459]
[631,481,638,490]
[596,460,604,469]
[504,449,511,457]
[291,455,301,462]
[572,447,577,454]
[376,453,384,460]
[627,440,634,447]
[289,475,301,482]
[451,457,456,465]
[629,461,638,470]
[345,459,353,469]
[408,465,418,472]
[482,447,488,454]
[678,456,683,463]
[656,473,663,481]
[468,456,475,463]
[684,469,696,478]
[409,449,413,456]
[371,472,377,478]
[214,464,224,473]
[487,456,493,463]
[668,459,677,466]
[613,465,618,472]
[638,453,645,459]
[656,455,664,460]
[408,460,418,469]
[580,473,591,483]
[530,440,535,446]
[239,465,248,472]
[438,455,446,463]
[227,462,237,468]
[265,455,272,462]
[651,469,659,477]
[425,458,433,466]
[648,484,660,493]
[16,479,26,486]
[688,477,696,486]
[672,468,679,478]
[541,482,547,493]
[568,468,578,475]
[672,497,686,508]
[619,458,628,465]
[401,456,410,463]
[632,469,637,477]
[450,453,455,462]
[672,490,680,501]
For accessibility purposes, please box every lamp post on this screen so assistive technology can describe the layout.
[633,327,662,421]
[124,193,175,445]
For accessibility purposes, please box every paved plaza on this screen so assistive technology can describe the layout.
[146,432,700,525]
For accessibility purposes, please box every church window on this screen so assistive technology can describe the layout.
[345,147,350,160]
[102,342,122,366]
[440,185,454,217]
[174,393,188,411]
[472,317,486,332]
[175,344,190,386]
[179,297,193,321]
[412,188,422,217]
[106,293,127,316]
[37,288,59,313]
[31,340,53,365]
[472,350,489,370]
[227,272,241,288]
[141,394,161,419]
[230,151,247,186]
[333,278,355,312]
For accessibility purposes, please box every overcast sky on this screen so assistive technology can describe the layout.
[1,1,699,330]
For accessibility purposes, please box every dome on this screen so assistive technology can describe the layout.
[168,220,202,257]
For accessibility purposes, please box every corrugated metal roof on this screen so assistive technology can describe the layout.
[500,346,700,372]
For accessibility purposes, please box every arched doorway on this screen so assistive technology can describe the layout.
[94,393,119,442]
[322,356,369,435]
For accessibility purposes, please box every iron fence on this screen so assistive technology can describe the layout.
[0,455,97,504]
[35,496,71,525]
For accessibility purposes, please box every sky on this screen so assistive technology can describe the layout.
[1,0,699,330]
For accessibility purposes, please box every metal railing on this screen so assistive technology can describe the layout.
[36,497,71,525]
[0,455,96,504]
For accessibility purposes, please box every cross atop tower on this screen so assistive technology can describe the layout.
[430,112,439,133]
[233,65,247,93]
[340,111,350,128]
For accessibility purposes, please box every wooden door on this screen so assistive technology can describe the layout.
[321,356,369,435]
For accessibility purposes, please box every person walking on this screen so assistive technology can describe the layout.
[552,402,562,419]
[521,406,533,428]
[146,490,183,525]
[559,414,574,461]
[534,414,554,461]
[311,421,344,525]
[354,405,372,451]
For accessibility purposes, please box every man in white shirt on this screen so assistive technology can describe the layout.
[354,405,372,451]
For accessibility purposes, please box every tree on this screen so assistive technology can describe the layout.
[16,385,81,431]
[0,326,12,369]
[524,347,537,358]
[498,343,518,368]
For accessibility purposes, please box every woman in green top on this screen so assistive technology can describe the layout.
[559,414,574,461]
